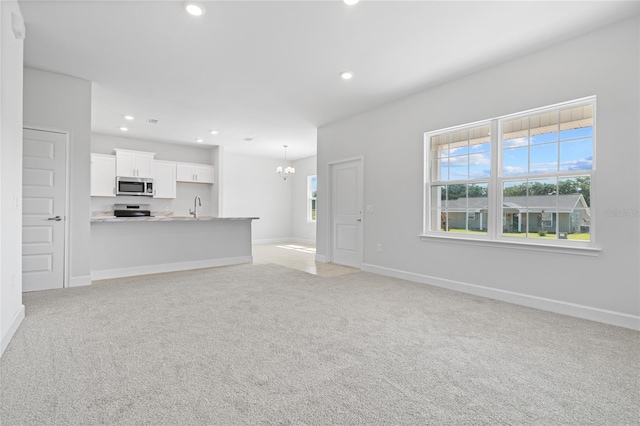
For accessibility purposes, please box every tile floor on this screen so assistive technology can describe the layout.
[252,242,359,277]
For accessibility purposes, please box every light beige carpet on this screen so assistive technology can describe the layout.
[1,263,638,425]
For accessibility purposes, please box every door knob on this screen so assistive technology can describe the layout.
[356,219,362,222]
[48,216,62,221]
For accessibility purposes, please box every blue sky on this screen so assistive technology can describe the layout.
[503,126,592,176]
[435,126,592,181]
[310,175,317,194]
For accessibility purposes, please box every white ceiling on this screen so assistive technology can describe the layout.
[18,0,639,160]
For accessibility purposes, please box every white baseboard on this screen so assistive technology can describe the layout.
[362,263,640,331]
[69,275,92,288]
[1,304,25,357]
[91,256,253,281]
[315,254,327,263]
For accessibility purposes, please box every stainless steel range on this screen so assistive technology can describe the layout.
[113,204,152,217]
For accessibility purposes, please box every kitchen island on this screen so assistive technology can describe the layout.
[90,215,258,280]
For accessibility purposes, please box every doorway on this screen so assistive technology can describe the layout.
[22,128,68,292]
[329,158,363,269]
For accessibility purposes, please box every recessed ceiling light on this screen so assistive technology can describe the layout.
[196,138,204,143]
[243,138,254,142]
[183,1,206,16]
[124,115,134,121]
[119,127,128,131]
[343,0,360,5]
[209,130,219,135]
[340,71,354,80]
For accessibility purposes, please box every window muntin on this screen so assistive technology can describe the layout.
[425,98,594,246]
[499,103,593,242]
[428,124,491,236]
[430,125,491,182]
[307,175,317,222]
[501,104,593,176]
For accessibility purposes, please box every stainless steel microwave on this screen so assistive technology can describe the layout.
[116,177,154,197]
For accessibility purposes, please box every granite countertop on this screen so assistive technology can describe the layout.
[91,214,259,223]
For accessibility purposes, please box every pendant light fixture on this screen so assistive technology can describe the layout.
[276,145,295,180]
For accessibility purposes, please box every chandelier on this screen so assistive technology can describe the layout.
[276,145,295,180]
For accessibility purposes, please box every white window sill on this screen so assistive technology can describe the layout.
[419,234,601,257]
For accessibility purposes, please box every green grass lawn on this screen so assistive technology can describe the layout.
[444,228,590,241]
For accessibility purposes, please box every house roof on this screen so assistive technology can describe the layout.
[445,194,587,213]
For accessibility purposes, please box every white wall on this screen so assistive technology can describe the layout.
[0,0,25,356]
[23,68,92,288]
[317,17,640,329]
[91,133,219,217]
[291,155,317,244]
[221,152,293,243]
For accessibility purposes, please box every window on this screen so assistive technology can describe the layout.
[307,175,317,222]
[427,123,491,236]
[424,97,594,246]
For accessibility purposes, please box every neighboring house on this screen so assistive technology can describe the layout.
[443,194,590,234]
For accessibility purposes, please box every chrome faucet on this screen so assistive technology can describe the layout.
[189,195,202,217]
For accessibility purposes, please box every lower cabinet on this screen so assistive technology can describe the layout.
[153,160,177,199]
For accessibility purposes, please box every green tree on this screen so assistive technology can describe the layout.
[441,184,488,200]
[468,184,488,198]
[503,178,590,206]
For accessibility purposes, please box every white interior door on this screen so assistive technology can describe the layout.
[22,128,67,292]
[330,159,363,268]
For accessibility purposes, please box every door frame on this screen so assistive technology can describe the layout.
[23,125,71,289]
[326,156,364,267]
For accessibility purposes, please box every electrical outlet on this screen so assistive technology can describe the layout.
[376,244,382,252]
[366,205,374,213]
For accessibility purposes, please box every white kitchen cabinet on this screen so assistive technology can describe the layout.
[91,153,116,197]
[153,160,177,199]
[176,162,214,184]
[114,149,155,178]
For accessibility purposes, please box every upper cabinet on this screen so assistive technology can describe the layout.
[176,162,214,184]
[153,160,177,199]
[90,153,116,197]
[114,149,155,178]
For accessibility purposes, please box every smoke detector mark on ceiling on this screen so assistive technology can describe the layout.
[146,118,159,124]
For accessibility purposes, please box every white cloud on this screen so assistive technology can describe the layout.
[448,156,468,167]
[503,137,528,149]
[469,153,490,165]
[560,157,593,171]
[503,166,526,176]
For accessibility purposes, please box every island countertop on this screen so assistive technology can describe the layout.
[90,214,258,280]
[91,216,259,223]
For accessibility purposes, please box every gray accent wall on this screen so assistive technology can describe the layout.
[23,68,92,288]
[317,17,640,325]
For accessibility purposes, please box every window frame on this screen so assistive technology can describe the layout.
[307,175,317,222]
[422,96,598,255]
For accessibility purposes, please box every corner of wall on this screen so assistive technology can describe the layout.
[0,0,25,358]
[0,304,24,357]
